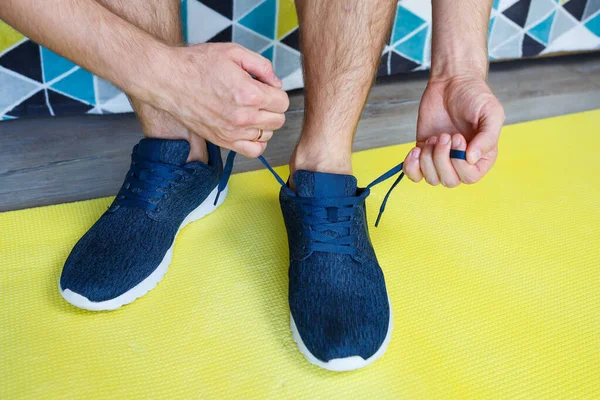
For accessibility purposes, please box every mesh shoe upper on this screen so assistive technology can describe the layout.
[59,139,222,302]
[280,170,391,362]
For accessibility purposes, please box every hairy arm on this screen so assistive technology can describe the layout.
[0,0,166,102]
[404,0,504,186]
[430,0,492,80]
[0,0,289,158]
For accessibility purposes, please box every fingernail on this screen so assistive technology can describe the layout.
[411,147,421,159]
[426,136,437,145]
[439,134,450,145]
[452,136,461,148]
[469,149,481,163]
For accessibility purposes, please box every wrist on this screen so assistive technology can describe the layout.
[124,40,176,108]
[430,51,488,81]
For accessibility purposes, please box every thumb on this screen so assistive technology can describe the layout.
[467,101,504,164]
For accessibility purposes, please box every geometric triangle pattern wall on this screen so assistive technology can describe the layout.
[1,0,599,120]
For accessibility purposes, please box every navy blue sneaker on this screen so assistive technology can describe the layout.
[59,138,226,311]
[257,150,466,371]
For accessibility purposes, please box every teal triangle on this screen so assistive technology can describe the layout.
[2,115,16,120]
[392,5,426,44]
[394,27,428,63]
[51,68,96,105]
[238,0,276,39]
[585,13,600,37]
[493,0,501,9]
[41,47,77,83]
[181,0,188,43]
[528,10,556,45]
[261,46,274,62]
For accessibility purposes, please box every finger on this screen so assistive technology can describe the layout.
[244,128,273,143]
[256,82,290,113]
[403,147,423,182]
[232,140,267,158]
[467,100,504,164]
[233,46,282,88]
[420,136,440,186]
[433,133,460,188]
[450,133,483,184]
[248,110,286,131]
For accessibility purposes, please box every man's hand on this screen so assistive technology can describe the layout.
[403,76,504,187]
[149,43,289,158]
[0,0,289,158]
[404,0,504,187]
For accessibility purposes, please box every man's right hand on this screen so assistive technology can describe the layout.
[147,43,290,158]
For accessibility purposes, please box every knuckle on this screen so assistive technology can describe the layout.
[462,174,479,185]
[231,111,250,127]
[262,60,274,76]
[226,43,242,55]
[235,87,262,107]
[442,179,459,188]
[247,146,262,158]
[425,177,439,186]
[281,93,290,111]
[275,113,286,129]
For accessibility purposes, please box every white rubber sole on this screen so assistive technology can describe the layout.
[290,299,393,372]
[59,185,228,311]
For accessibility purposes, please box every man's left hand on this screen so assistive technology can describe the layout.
[403,76,505,187]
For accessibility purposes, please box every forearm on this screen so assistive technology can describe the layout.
[430,0,492,80]
[0,0,168,101]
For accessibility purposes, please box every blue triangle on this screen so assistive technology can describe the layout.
[528,10,556,45]
[181,0,188,43]
[41,47,77,83]
[585,13,600,37]
[238,0,276,39]
[392,5,426,44]
[394,27,428,63]
[2,115,16,121]
[493,0,501,9]
[51,68,96,105]
[261,46,274,62]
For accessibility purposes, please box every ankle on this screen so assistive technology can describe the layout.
[289,142,352,187]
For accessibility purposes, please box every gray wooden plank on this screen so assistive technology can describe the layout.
[1,53,599,212]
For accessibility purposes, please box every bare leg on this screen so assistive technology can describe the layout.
[95,0,207,162]
[291,0,397,180]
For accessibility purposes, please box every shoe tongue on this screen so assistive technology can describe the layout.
[293,170,358,198]
[134,138,190,166]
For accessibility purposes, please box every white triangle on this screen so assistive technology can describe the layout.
[399,0,432,21]
[274,45,301,80]
[525,0,556,28]
[498,0,520,12]
[101,93,133,113]
[543,24,600,53]
[489,14,522,50]
[232,24,271,53]
[550,9,577,42]
[491,33,524,58]
[86,107,103,115]
[187,1,232,45]
[234,0,264,20]
[281,68,303,91]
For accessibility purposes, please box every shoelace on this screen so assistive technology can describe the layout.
[215,149,466,222]
[114,154,194,211]
[214,149,466,253]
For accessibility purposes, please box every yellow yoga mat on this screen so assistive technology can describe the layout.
[2,111,600,399]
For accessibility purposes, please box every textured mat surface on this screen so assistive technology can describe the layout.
[2,110,600,399]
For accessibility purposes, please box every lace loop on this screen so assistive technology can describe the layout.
[114,154,193,211]
[214,149,467,252]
